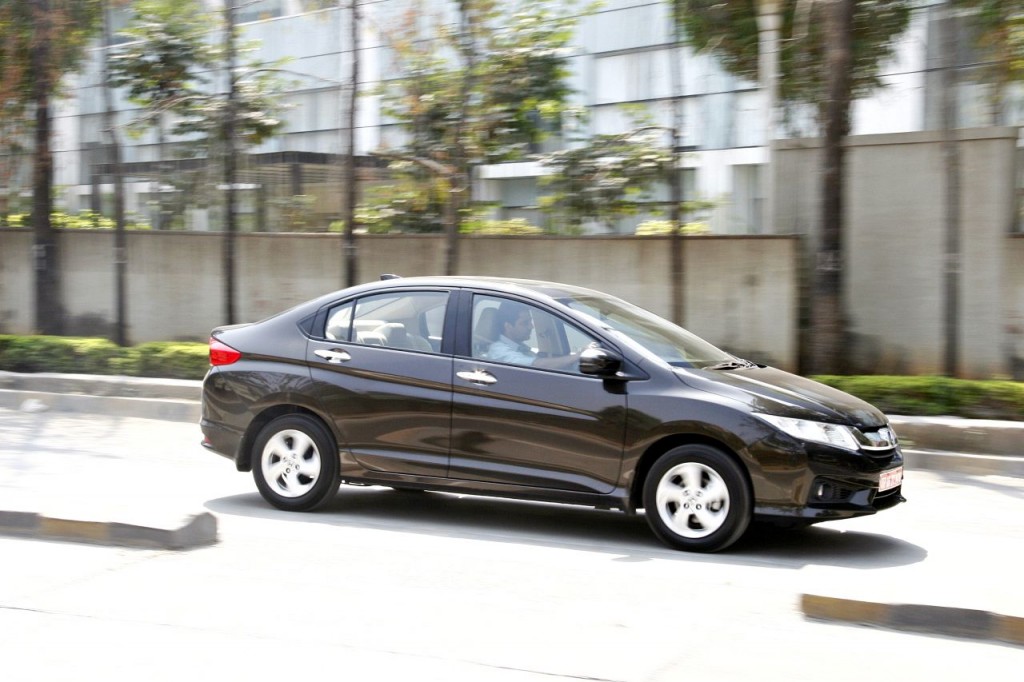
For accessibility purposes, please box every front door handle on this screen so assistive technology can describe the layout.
[314,348,352,364]
[457,369,497,386]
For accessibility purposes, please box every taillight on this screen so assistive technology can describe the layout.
[209,337,241,366]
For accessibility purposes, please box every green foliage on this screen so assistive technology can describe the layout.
[128,341,209,379]
[110,0,287,151]
[0,335,123,375]
[813,375,1024,421]
[538,126,674,232]
[953,0,1024,116]
[6,211,151,230]
[379,0,582,164]
[460,218,544,235]
[635,219,710,236]
[372,0,589,232]
[0,1,103,104]
[109,0,214,114]
[0,336,208,380]
[674,1,913,109]
[348,174,452,234]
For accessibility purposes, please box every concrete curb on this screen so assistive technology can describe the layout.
[800,594,1024,647]
[0,510,218,551]
[901,448,1024,477]
[0,371,202,401]
[0,389,201,423]
[890,416,1024,458]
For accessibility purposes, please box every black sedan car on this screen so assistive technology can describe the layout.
[201,276,904,552]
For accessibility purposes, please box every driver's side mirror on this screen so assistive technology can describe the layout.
[579,346,623,377]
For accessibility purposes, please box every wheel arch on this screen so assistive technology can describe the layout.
[237,404,336,472]
[630,434,753,511]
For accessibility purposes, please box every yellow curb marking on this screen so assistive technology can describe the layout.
[39,518,111,542]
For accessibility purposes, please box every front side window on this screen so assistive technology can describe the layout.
[325,291,448,353]
[471,295,598,373]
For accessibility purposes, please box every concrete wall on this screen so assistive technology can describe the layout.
[774,128,1020,377]
[0,232,799,371]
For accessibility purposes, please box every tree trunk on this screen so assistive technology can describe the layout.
[810,0,854,375]
[30,0,63,335]
[343,0,359,287]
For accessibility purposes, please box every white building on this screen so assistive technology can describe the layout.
[45,0,1024,234]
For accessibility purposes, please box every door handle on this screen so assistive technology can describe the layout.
[457,369,497,386]
[314,348,352,364]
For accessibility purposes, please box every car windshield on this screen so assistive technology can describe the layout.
[556,293,736,368]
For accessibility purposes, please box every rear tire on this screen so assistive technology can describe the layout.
[642,444,751,552]
[252,414,341,511]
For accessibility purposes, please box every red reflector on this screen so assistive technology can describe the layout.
[209,337,241,366]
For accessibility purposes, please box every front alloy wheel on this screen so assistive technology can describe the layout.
[252,414,340,511]
[642,444,751,552]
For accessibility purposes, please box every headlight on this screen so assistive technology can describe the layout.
[756,415,861,451]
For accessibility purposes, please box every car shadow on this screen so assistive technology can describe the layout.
[205,486,927,570]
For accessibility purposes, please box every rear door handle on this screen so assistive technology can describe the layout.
[457,369,497,386]
[314,348,352,364]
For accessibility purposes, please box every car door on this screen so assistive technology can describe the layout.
[448,292,627,494]
[306,289,453,477]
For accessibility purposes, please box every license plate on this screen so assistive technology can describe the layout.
[879,466,903,492]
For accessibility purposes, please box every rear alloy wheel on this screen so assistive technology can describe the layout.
[252,414,340,511]
[642,444,751,552]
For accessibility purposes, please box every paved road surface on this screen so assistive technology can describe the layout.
[1,410,1022,680]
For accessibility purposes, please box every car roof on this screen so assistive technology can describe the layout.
[313,275,606,306]
[257,276,612,329]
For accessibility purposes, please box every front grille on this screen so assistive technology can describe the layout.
[858,424,898,453]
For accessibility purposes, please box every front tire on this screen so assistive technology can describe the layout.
[252,414,341,511]
[642,444,751,552]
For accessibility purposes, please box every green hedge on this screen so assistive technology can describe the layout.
[1,335,1021,420]
[813,375,1024,421]
[0,335,208,380]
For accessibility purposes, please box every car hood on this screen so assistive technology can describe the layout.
[677,365,888,428]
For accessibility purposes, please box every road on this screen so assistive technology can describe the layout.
[1,409,1022,681]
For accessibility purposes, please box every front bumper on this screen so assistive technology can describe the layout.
[750,436,906,522]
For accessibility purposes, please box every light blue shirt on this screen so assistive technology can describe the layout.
[487,335,536,365]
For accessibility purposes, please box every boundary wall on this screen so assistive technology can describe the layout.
[0,232,800,371]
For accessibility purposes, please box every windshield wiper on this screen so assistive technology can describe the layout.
[705,359,755,371]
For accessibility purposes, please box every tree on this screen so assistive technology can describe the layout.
[954,0,1024,124]
[0,0,102,334]
[675,1,913,372]
[675,0,911,123]
[538,127,674,233]
[375,0,582,236]
[108,0,214,229]
[111,1,287,323]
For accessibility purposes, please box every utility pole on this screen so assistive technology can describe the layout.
[101,0,128,346]
[669,13,685,326]
[223,2,238,324]
[342,0,360,288]
[941,0,961,377]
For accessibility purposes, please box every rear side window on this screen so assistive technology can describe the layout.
[325,291,449,353]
